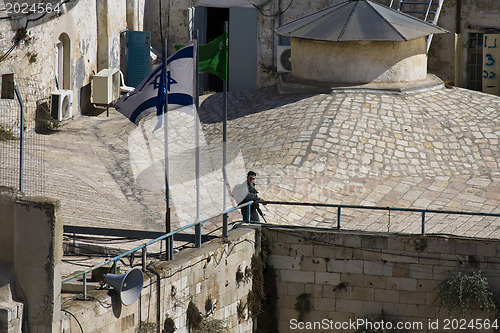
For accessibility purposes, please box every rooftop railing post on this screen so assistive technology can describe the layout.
[421,211,426,235]
[195,223,202,248]
[167,235,174,260]
[247,201,251,222]
[142,247,147,271]
[82,272,87,300]
[337,206,341,229]
[223,213,228,238]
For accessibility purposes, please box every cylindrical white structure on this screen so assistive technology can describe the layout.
[291,37,428,84]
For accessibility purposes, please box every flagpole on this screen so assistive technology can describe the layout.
[222,21,229,238]
[194,30,202,248]
[163,38,173,260]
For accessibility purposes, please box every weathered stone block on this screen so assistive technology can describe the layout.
[354,248,382,261]
[343,235,362,248]
[399,291,426,305]
[476,243,496,257]
[313,244,335,258]
[363,261,393,276]
[287,282,305,296]
[334,247,354,260]
[427,239,455,254]
[281,270,315,284]
[328,260,363,274]
[313,297,336,311]
[341,273,387,289]
[335,299,363,313]
[381,252,418,264]
[374,288,399,303]
[455,241,477,255]
[314,272,341,285]
[394,303,419,317]
[351,287,374,301]
[304,283,323,297]
[393,263,410,278]
[409,264,433,279]
[416,279,440,292]
[301,257,327,272]
[268,254,301,270]
[361,235,388,250]
[387,277,417,291]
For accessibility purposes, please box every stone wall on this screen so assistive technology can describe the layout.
[291,37,428,84]
[61,227,257,333]
[0,0,128,117]
[263,226,500,333]
[0,187,63,333]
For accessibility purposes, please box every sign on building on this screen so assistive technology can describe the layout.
[482,34,500,96]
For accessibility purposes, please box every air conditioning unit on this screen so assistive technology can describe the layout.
[50,90,73,121]
[92,68,120,104]
[277,46,292,73]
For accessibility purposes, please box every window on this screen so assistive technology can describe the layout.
[466,33,483,91]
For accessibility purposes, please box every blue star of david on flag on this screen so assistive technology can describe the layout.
[114,43,194,128]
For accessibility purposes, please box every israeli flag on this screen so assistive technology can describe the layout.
[114,43,194,128]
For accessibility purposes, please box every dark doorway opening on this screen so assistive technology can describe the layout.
[205,7,229,93]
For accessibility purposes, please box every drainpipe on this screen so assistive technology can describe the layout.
[454,0,463,87]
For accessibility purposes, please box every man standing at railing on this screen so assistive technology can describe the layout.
[233,171,265,222]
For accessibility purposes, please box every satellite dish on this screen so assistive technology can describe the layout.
[103,267,144,306]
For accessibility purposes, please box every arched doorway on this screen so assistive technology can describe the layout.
[56,33,71,90]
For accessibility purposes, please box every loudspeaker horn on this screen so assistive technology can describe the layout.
[103,267,144,306]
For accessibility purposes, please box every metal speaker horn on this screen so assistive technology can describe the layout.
[103,267,144,306]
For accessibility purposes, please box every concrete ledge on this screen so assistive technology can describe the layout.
[278,73,445,95]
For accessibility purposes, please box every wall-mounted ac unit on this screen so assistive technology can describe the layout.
[50,90,73,121]
[92,68,120,104]
[277,46,292,73]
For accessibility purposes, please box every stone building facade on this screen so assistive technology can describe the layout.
[0,0,498,120]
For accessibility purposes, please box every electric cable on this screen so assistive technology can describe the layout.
[62,309,84,333]
[253,0,295,17]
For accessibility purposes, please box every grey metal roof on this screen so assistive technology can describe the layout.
[275,0,448,42]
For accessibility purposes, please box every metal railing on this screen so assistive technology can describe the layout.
[261,200,500,235]
[61,201,253,300]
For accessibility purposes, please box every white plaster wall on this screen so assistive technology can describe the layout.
[291,37,428,84]
[0,0,128,117]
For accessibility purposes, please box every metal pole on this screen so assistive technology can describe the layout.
[421,211,426,235]
[194,30,202,248]
[142,247,147,271]
[337,206,341,229]
[163,38,173,260]
[82,272,87,300]
[14,86,24,192]
[222,21,229,238]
